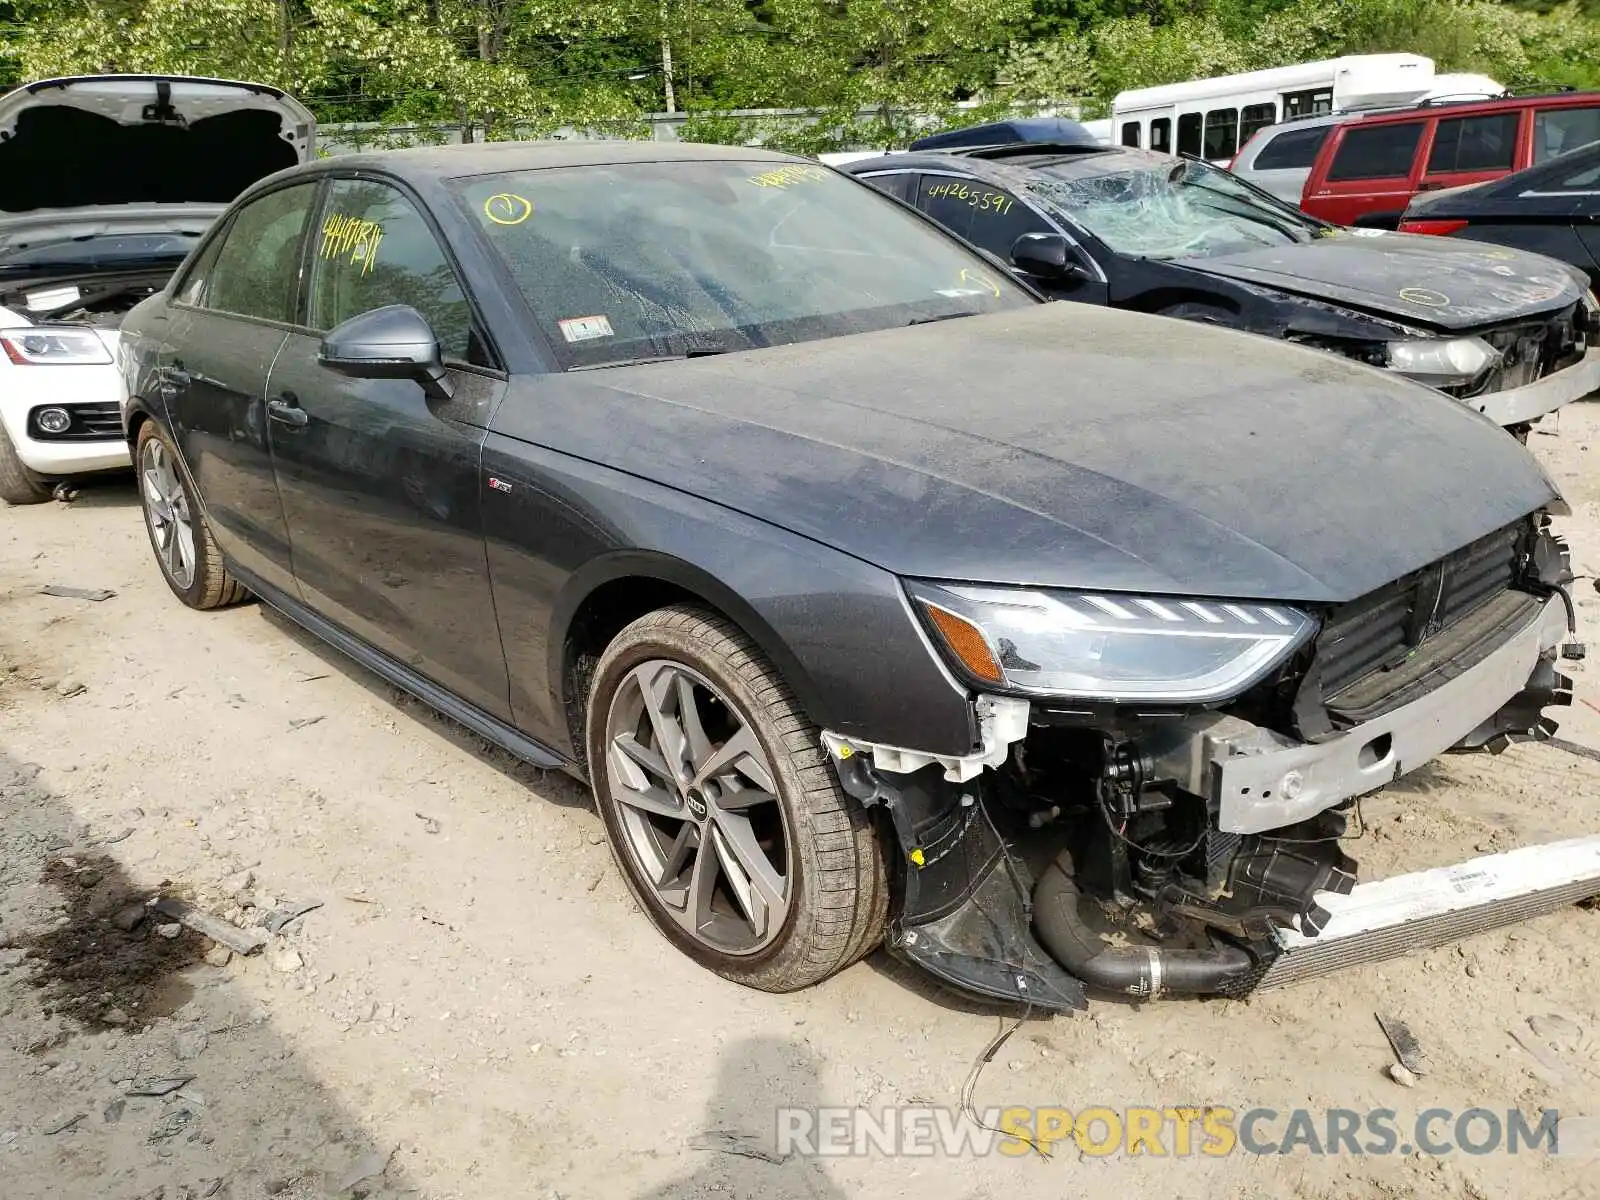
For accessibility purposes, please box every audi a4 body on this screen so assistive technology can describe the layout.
[119,141,1584,1010]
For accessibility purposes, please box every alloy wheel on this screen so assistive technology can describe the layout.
[603,659,793,955]
[141,437,196,590]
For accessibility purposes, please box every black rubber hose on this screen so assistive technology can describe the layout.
[1032,854,1256,998]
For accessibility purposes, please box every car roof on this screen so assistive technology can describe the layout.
[296,138,809,181]
[1343,89,1600,126]
[908,117,1101,152]
[840,145,1138,183]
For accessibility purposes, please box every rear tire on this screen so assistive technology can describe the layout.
[586,604,887,991]
[135,422,250,610]
[0,423,50,505]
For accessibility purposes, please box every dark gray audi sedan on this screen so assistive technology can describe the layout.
[119,141,1582,1011]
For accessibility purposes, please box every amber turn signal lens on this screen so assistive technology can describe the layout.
[923,603,1004,684]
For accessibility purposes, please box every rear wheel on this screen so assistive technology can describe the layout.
[0,423,50,505]
[586,605,887,991]
[135,422,249,609]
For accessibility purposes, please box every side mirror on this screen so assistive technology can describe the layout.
[318,304,452,401]
[1010,232,1084,281]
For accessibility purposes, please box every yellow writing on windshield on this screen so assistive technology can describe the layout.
[748,165,830,190]
[320,213,384,276]
[484,193,533,225]
[959,268,1002,298]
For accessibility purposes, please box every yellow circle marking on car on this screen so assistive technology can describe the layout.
[1480,249,1515,261]
[1399,287,1450,308]
[484,193,533,225]
[959,268,1002,298]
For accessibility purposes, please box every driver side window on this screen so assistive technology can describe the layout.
[307,179,475,363]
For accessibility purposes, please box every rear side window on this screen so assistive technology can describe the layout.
[1121,122,1140,148]
[859,172,916,203]
[1204,108,1239,159]
[1177,113,1202,158]
[1327,121,1425,181]
[1252,125,1331,170]
[174,227,228,307]
[1427,113,1518,174]
[1534,106,1600,164]
[201,183,319,322]
[1555,156,1600,190]
[1240,104,1277,147]
[1150,118,1171,154]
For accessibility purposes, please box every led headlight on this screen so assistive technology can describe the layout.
[0,327,113,366]
[1384,336,1499,387]
[907,581,1317,704]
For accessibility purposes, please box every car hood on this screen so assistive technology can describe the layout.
[1175,232,1584,331]
[0,75,314,233]
[492,304,1558,603]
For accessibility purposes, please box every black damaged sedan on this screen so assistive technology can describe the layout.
[841,139,1600,433]
[121,141,1582,1010]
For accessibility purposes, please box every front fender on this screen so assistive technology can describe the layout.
[479,434,980,761]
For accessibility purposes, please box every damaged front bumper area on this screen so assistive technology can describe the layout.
[824,535,1590,1012]
[1466,345,1600,428]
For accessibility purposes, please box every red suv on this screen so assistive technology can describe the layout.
[1300,91,1600,229]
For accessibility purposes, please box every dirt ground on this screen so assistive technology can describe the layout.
[3,405,1600,1200]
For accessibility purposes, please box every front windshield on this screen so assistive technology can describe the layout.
[0,232,201,271]
[452,159,1032,368]
[1026,158,1326,260]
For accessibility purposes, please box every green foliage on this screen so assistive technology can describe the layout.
[1,0,1597,141]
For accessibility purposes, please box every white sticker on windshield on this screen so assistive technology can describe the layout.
[559,315,614,343]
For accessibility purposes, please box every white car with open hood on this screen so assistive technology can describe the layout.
[0,74,316,503]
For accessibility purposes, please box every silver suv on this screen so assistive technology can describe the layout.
[1229,112,1350,206]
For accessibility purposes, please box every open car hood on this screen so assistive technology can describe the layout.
[0,75,315,237]
[1178,232,1584,332]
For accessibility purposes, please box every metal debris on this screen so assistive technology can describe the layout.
[39,584,116,602]
[127,1076,194,1098]
[1376,1013,1427,1077]
[288,715,325,731]
[44,1113,86,1135]
[261,900,323,935]
[687,1129,790,1164]
[148,897,268,955]
[147,1108,194,1144]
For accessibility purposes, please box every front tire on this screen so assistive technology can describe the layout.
[0,423,50,505]
[586,605,887,991]
[135,422,249,609]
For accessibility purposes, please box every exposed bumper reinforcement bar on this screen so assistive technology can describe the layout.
[1257,834,1600,990]
[1161,595,1570,834]
[1471,345,1600,427]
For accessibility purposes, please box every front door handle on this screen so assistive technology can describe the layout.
[266,397,309,428]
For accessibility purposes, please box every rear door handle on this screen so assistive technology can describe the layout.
[266,397,309,428]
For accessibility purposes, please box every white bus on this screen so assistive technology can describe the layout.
[1111,54,1447,164]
